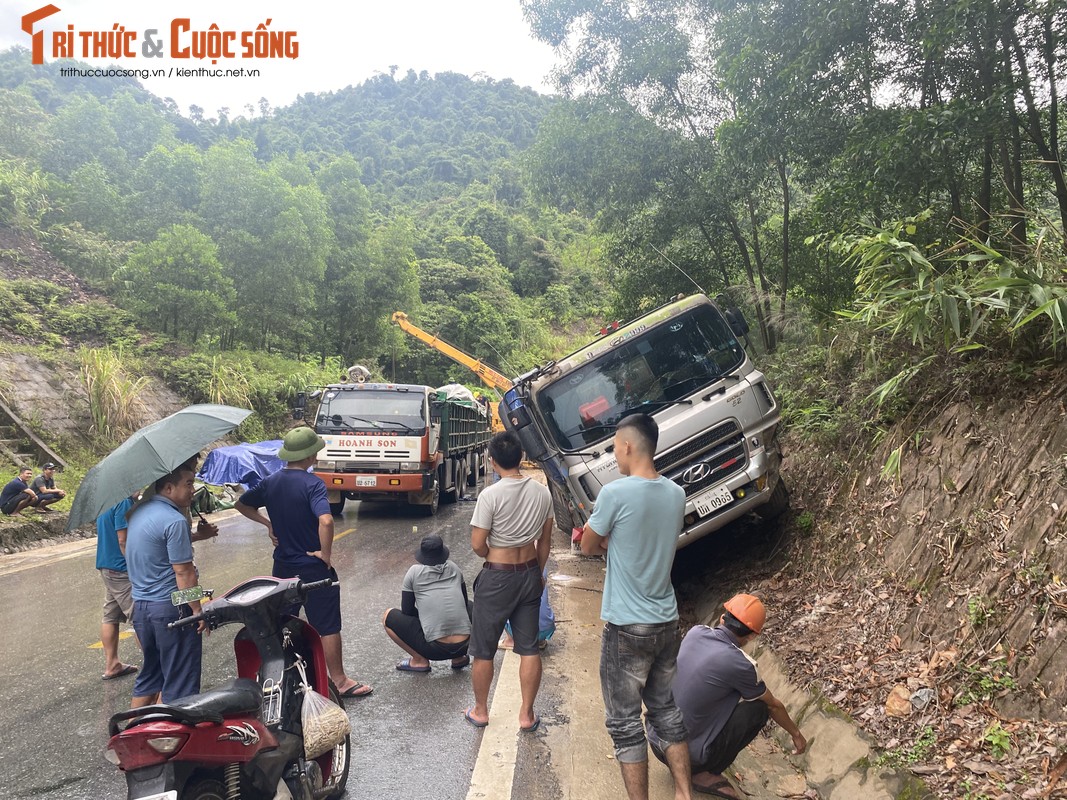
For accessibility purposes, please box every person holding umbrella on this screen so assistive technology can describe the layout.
[235,427,372,698]
[126,464,208,707]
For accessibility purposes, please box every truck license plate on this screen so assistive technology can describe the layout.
[692,484,734,517]
[355,476,376,487]
[136,793,177,800]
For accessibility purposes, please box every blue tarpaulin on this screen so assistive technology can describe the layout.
[197,440,284,490]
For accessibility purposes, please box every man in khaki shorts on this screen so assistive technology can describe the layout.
[96,495,140,680]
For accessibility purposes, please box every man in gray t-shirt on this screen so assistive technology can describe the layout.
[465,431,553,732]
[384,535,471,672]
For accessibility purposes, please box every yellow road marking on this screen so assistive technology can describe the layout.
[334,527,356,540]
[87,630,136,649]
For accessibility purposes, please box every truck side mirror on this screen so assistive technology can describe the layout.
[724,307,749,338]
[293,392,306,421]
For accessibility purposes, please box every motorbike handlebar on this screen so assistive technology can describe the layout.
[166,577,337,629]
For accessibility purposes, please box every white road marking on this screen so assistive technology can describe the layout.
[465,649,522,800]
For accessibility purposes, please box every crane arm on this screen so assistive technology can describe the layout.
[392,311,513,392]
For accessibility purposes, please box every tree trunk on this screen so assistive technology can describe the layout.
[775,155,791,330]
[724,208,774,352]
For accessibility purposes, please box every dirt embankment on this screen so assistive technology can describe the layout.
[708,368,1067,798]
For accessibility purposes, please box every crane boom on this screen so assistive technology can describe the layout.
[391,312,513,392]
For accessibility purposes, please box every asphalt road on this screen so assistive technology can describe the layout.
[0,493,503,800]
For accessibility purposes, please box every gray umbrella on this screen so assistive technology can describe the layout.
[66,404,252,531]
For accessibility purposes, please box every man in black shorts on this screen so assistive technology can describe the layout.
[236,427,372,698]
[465,432,553,731]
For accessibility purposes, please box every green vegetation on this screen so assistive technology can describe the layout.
[982,722,1012,759]
[874,725,937,769]
[956,662,1019,706]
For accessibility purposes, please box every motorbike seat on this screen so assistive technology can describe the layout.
[169,677,263,717]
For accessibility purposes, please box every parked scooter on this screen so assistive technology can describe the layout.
[106,576,351,800]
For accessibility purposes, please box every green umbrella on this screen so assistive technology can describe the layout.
[66,404,252,531]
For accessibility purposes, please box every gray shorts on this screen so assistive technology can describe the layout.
[469,565,542,659]
[100,568,134,625]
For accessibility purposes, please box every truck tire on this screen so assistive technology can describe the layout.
[455,458,468,500]
[442,462,459,505]
[467,451,481,487]
[757,478,790,521]
[329,497,346,516]
[548,480,577,534]
[418,478,440,516]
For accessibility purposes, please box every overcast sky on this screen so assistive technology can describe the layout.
[1,0,561,116]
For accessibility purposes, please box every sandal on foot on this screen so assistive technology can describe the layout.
[396,658,431,673]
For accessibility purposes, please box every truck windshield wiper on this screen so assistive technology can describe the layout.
[559,420,616,439]
[375,420,423,433]
[632,397,693,415]
[329,414,379,430]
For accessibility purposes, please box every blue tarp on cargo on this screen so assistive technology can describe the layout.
[197,440,284,490]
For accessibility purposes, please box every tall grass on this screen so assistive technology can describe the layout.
[79,346,150,442]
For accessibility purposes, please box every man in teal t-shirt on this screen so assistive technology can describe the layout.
[582,413,692,800]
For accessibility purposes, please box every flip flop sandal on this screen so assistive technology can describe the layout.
[464,707,488,728]
[102,664,138,680]
[520,714,541,733]
[692,779,741,798]
[450,655,471,670]
[395,659,431,673]
[339,682,373,697]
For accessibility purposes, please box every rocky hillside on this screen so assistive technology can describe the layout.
[677,365,1067,799]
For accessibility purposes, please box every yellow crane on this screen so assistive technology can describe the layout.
[391,311,511,431]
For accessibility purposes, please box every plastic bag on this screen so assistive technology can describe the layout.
[301,686,351,758]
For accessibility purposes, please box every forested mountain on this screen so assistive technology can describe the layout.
[0,47,610,398]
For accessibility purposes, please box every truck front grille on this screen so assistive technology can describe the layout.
[666,434,748,496]
[654,420,740,474]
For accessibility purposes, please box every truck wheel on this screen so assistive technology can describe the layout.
[329,497,346,516]
[758,478,790,521]
[419,479,440,516]
[456,459,469,499]
[548,481,577,534]
[467,453,480,487]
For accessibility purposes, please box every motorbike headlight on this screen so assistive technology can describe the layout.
[147,735,187,754]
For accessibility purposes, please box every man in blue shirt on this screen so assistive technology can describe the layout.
[96,495,139,681]
[582,413,692,800]
[126,466,206,707]
[236,426,372,698]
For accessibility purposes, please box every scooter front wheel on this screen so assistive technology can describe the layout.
[184,778,226,800]
[319,683,352,799]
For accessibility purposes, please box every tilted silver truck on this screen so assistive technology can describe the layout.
[500,293,788,548]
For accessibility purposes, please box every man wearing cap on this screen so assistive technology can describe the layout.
[581,413,693,800]
[382,534,471,672]
[235,426,372,698]
[659,594,807,798]
[30,462,66,512]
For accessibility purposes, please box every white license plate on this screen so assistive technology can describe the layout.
[692,484,734,517]
[135,793,177,800]
[355,476,376,487]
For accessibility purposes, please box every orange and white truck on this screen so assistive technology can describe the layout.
[295,379,492,516]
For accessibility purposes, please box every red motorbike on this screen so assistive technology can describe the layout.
[106,576,351,800]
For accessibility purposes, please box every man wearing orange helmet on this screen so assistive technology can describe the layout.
[653,594,807,798]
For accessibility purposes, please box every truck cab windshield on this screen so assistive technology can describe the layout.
[537,304,745,450]
[315,391,427,434]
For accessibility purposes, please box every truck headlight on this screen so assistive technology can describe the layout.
[399,461,421,471]
[316,461,337,471]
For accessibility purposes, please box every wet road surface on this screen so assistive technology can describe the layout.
[0,493,510,800]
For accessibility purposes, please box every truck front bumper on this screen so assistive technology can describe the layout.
[314,471,432,495]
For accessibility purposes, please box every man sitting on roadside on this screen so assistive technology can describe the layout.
[31,462,66,512]
[0,467,37,516]
[383,534,471,673]
[650,594,807,798]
